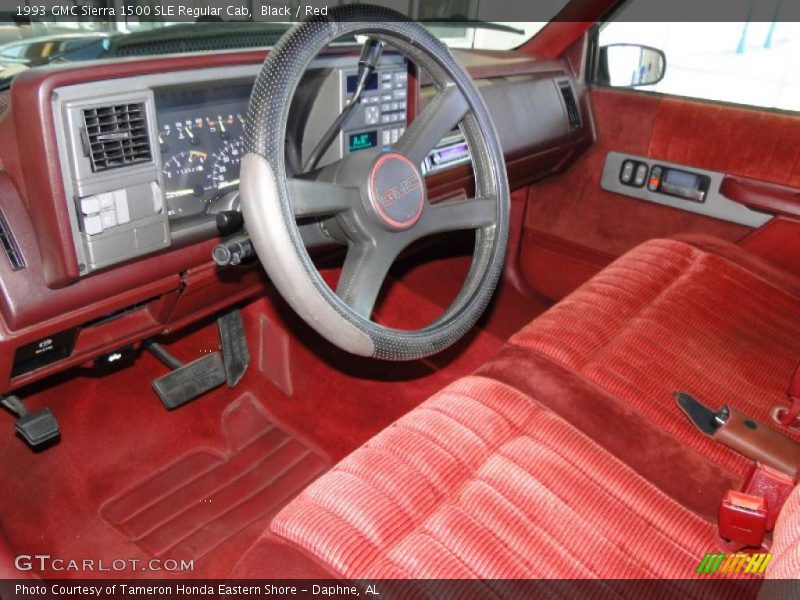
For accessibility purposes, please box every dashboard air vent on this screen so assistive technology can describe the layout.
[557,80,581,130]
[0,210,25,271]
[82,103,152,172]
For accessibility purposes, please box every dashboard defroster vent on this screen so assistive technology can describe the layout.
[557,80,581,130]
[0,210,25,271]
[82,103,152,172]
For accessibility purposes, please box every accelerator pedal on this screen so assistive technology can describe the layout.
[218,309,250,387]
[1,395,60,448]
[151,352,226,410]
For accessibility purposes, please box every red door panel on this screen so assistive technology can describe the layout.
[520,87,800,301]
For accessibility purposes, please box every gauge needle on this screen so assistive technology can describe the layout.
[216,179,240,190]
[166,189,196,198]
[217,118,226,134]
[183,126,195,142]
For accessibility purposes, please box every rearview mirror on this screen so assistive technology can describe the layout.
[597,43,666,88]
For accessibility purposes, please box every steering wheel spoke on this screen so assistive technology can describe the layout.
[288,177,358,218]
[413,195,497,240]
[336,238,404,318]
[392,83,469,165]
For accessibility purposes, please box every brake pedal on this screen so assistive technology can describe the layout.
[151,353,227,410]
[1,395,60,448]
[218,310,250,387]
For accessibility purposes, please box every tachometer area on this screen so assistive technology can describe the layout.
[209,137,244,193]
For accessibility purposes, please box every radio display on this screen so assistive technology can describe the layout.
[346,73,378,94]
[348,130,378,152]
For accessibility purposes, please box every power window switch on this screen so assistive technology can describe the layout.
[620,160,635,184]
[634,163,648,187]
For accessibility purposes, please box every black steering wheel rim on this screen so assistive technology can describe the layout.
[240,4,510,360]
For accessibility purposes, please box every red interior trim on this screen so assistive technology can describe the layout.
[519,0,619,58]
[721,175,800,219]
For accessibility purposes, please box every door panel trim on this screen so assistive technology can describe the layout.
[601,151,772,228]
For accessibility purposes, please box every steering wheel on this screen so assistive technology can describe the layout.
[240,5,509,361]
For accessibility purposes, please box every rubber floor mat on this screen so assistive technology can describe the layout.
[100,393,329,562]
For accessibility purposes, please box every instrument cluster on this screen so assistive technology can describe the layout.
[155,84,251,220]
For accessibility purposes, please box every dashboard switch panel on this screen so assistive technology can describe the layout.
[54,86,170,276]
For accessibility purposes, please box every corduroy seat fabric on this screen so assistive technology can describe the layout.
[239,237,800,580]
[766,485,800,578]
[510,238,800,478]
[262,376,719,579]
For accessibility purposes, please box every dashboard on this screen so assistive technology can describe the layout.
[48,55,416,277]
[0,48,590,392]
[153,59,411,223]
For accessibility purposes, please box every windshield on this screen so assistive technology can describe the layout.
[0,0,569,78]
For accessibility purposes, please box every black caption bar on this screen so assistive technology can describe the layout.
[0,578,781,600]
[1,0,800,23]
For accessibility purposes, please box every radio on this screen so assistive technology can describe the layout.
[341,62,408,155]
[422,132,471,174]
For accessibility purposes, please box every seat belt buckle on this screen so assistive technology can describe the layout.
[719,490,768,548]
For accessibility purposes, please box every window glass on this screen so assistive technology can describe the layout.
[0,44,25,59]
[599,21,800,112]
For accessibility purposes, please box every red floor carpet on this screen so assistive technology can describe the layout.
[0,253,548,579]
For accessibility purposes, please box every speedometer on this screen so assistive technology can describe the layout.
[209,137,244,192]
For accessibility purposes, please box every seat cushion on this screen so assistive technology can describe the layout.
[509,238,800,477]
[266,376,719,579]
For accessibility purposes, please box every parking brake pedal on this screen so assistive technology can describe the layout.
[151,352,227,410]
[1,395,60,448]
[145,309,249,410]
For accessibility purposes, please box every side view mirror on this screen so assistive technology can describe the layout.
[596,43,666,88]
